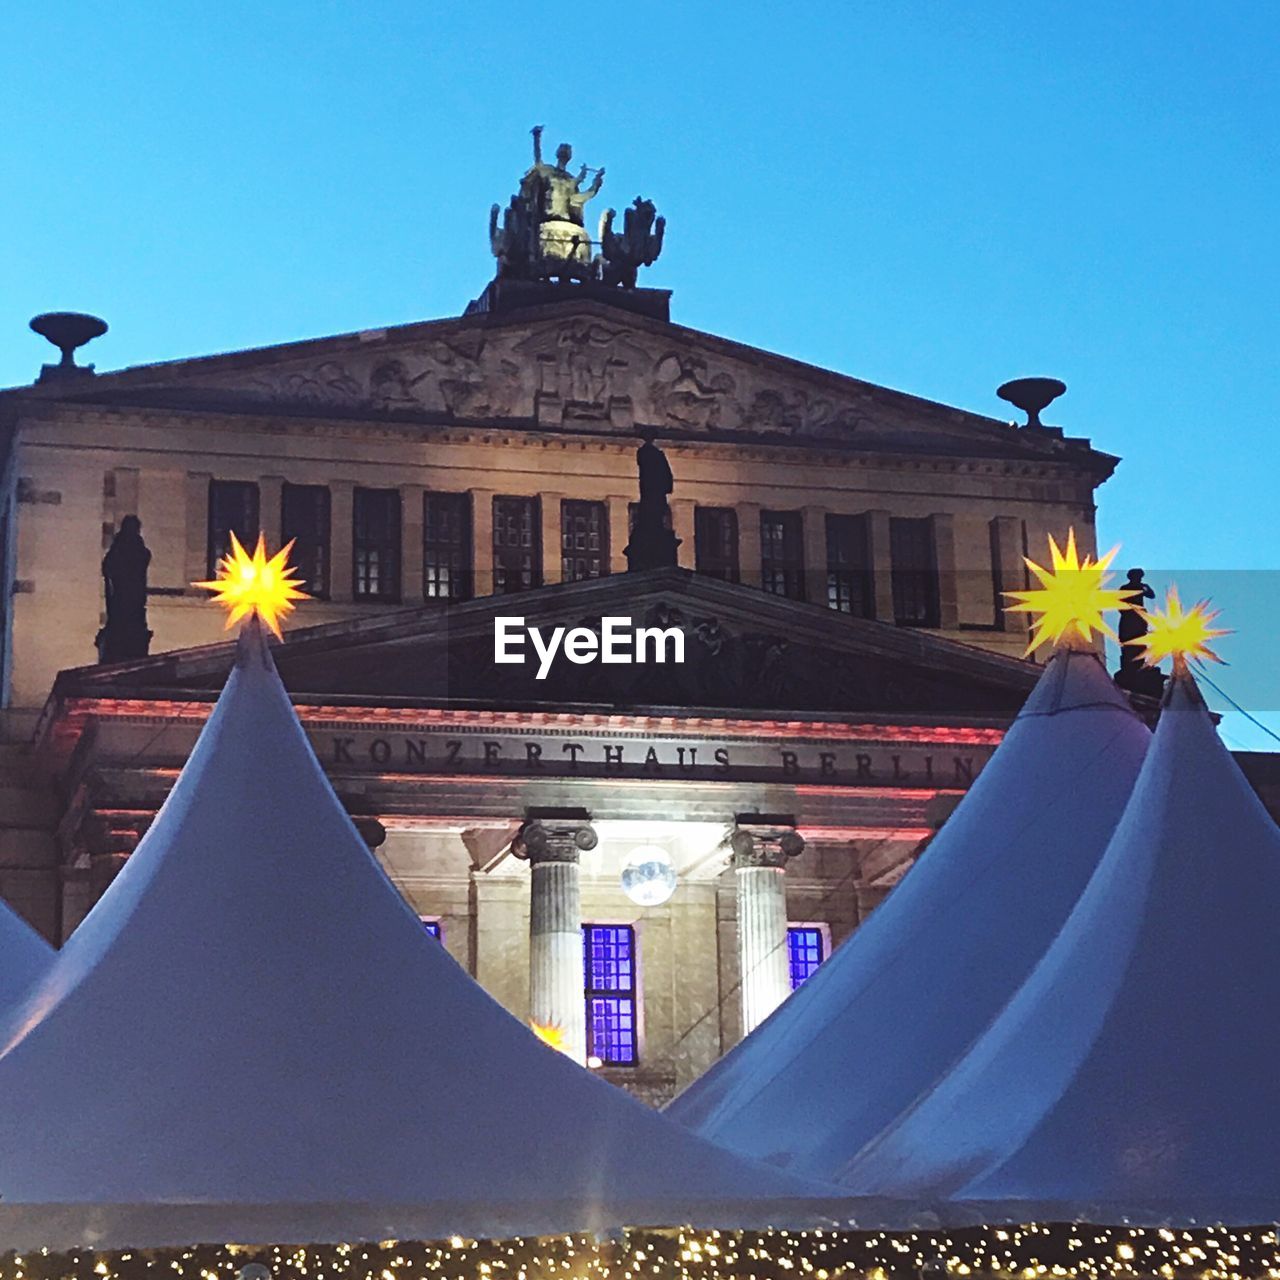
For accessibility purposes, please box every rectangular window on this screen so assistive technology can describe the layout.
[583,924,638,1066]
[694,507,739,583]
[787,926,825,990]
[760,509,805,600]
[281,483,330,599]
[493,496,541,594]
[423,492,472,601]
[561,499,609,582]
[420,917,442,940]
[353,487,401,602]
[207,480,260,577]
[826,513,873,617]
[890,516,940,627]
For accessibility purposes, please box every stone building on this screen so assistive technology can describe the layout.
[0,137,1221,1102]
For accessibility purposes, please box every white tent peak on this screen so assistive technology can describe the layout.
[0,618,853,1250]
[842,663,1280,1226]
[0,899,53,1012]
[667,646,1150,1185]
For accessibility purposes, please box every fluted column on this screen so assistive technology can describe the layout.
[731,823,805,1035]
[513,817,598,1064]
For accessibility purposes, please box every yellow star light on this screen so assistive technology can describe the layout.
[528,1021,570,1054]
[193,531,309,639]
[1003,528,1137,657]
[1125,585,1229,673]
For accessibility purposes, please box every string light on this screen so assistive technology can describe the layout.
[6,1225,1280,1280]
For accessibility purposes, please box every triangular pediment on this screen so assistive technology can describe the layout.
[17,298,1113,467]
[52,569,1039,720]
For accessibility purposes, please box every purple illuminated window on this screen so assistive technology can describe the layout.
[420,917,442,940]
[583,924,637,1065]
[787,926,825,989]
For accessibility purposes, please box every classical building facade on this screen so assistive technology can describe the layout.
[4,138,1236,1101]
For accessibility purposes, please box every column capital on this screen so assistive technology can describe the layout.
[512,818,598,866]
[730,821,805,870]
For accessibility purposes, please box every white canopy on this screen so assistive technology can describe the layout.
[843,672,1280,1226]
[0,624,855,1251]
[0,895,53,1009]
[668,649,1150,1184]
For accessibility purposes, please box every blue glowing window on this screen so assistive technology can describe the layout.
[583,925,637,1065]
[787,927,825,990]
[420,917,442,940]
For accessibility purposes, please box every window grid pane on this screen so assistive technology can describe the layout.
[760,509,805,600]
[583,924,637,1065]
[826,513,873,617]
[423,492,472,601]
[561,499,609,582]
[281,483,330,599]
[353,488,401,602]
[207,480,260,577]
[787,926,825,990]
[694,507,739,583]
[890,516,940,627]
[493,496,541,594]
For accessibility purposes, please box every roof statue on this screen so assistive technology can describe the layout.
[0,549,855,1251]
[489,125,664,288]
[667,531,1151,1183]
[841,596,1280,1227]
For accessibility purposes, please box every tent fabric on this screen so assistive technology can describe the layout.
[0,623,858,1251]
[0,896,53,1009]
[842,673,1280,1227]
[667,650,1150,1184]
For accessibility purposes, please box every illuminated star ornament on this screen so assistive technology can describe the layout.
[528,1021,570,1054]
[193,531,309,639]
[1126,585,1230,675]
[1004,528,1136,656]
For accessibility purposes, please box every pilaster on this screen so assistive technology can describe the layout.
[931,512,961,629]
[401,484,425,605]
[329,480,354,603]
[737,502,762,590]
[540,493,563,587]
[470,488,496,598]
[865,508,896,623]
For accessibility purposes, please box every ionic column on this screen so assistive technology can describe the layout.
[513,817,598,1064]
[731,822,805,1035]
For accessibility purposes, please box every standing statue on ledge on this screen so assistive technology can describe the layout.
[625,434,681,571]
[95,515,152,664]
[1114,567,1165,699]
[488,126,664,288]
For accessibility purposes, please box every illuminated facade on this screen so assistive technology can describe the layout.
[0,255,1195,1099]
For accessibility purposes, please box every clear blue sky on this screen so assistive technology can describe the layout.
[3,2,1277,745]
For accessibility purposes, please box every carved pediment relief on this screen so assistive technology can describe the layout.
[113,308,1058,457]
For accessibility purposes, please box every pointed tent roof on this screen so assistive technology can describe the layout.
[0,624,854,1251]
[840,672,1280,1226]
[667,650,1150,1182]
[0,900,52,1009]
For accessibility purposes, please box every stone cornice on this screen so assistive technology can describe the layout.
[12,399,1112,485]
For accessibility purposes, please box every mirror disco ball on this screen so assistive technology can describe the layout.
[620,845,678,906]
